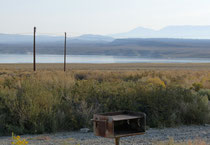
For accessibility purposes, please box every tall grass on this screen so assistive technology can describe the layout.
[0,70,209,135]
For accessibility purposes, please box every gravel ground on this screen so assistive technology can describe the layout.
[0,125,209,145]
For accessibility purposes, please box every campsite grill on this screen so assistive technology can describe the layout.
[92,111,146,145]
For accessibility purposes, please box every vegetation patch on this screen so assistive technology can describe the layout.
[0,69,209,135]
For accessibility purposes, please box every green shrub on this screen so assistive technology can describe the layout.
[198,89,210,100]
[0,70,209,135]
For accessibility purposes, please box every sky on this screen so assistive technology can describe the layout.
[1,0,210,36]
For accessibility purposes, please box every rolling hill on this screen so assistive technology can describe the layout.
[1,37,210,58]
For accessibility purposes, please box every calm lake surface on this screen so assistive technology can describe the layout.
[1,54,210,63]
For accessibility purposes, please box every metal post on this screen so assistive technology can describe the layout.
[64,32,67,72]
[115,137,120,145]
[33,27,36,71]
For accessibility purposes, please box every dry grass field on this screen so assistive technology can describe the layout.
[1,63,210,71]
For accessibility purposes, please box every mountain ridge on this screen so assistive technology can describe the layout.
[2,25,210,43]
[110,25,210,39]
[0,33,114,43]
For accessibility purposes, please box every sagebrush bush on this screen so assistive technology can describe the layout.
[0,70,209,135]
[198,89,210,100]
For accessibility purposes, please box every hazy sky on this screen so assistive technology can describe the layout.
[1,0,210,36]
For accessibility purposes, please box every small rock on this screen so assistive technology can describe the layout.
[204,124,210,127]
[80,128,90,133]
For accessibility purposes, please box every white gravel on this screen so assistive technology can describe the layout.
[0,125,209,145]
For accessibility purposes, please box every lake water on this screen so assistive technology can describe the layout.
[0,54,210,63]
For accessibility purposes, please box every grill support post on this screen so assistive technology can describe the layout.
[115,137,120,145]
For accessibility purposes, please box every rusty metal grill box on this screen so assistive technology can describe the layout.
[93,111,146,138]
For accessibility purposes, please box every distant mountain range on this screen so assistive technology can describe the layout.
[110,25,210,39]
[0,33,114,43]
[1,25,210,59]
[72,34,114,42]
[1,25,210,44]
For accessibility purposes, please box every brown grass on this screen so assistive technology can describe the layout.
[1,63,210,71]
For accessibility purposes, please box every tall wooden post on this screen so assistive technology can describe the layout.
[33,27,36,71]
[115,138,120,145]
[64,32,67,72]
